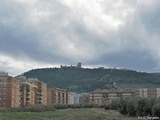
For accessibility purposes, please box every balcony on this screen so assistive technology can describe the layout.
[38,86,42,89]
[37,96,42,99]
[37,101,42,104]
[37,92,42,95]
[37,93,43,98]
[26,98,30,101]
[37,97,42,100]
[26,95,30,98]
[37,99,42,103]
[26,101,31,105]
[27,90,30,93]
[26,89,30,93]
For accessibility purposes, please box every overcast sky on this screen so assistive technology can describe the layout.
[1,0,160,76]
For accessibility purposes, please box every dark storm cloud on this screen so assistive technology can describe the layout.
[89,50,157,72]
[0,0,72,64]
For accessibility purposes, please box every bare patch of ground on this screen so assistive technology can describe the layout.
[89,108,138,120]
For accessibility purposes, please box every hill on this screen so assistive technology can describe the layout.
[22,67,160,92]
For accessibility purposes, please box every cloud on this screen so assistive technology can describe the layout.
[0,0,160,75]
[0,53,61,76]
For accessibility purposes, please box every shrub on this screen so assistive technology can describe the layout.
[0,105,56,113]
[102,104,110,110]
[23,104,56,112]
[110,99,119,110]
[145,97,156,116]
[152,98,160,117]
[53,104,69,109]
[118,98,128,115]
[104,97,160,117]
[135,97,147,116]
[126,97,136,116]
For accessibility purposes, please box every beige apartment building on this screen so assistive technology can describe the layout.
[19,82,37,106]
[0,72,20,108]
[134,88,160,98]
[89,88,160,105]
[47,86,70,104]
[0,73,47,108]
[27,78,47,105]
[89,89,134,105]
[16,76,47,106]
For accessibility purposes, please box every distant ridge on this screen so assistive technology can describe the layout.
[151,72,160,75]
[23,67,160,92]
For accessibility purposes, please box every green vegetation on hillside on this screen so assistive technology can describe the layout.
[23,67,160,92]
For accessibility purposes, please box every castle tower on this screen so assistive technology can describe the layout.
[77,62,81,68]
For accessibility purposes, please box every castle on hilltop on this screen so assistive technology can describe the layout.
[0,71,8,76]
[60,62,81,68]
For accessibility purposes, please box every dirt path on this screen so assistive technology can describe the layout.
[89,108,138,120]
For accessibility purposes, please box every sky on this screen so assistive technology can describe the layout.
[0,0,160,76]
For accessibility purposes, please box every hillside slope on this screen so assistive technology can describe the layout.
[23,67,160,92]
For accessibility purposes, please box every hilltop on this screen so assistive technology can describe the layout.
[22,67,160,92]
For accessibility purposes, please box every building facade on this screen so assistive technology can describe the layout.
[28,78,47,105]
[19,81,37,107]
[0,72,20,108]
[47,87,70,104]
[69,92,78,104]
[89,88,160,105]
[89,89,134,105]
[79,93,89,104]
[134,88,160,98]
[0,73,47,108]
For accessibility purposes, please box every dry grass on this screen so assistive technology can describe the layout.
[0,108,138,120]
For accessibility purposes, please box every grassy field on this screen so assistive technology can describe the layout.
[0,108,137,120]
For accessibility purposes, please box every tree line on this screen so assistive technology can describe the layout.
[105,97,160,117]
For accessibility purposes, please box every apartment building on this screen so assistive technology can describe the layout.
[27,78,47,105]
[89,88,160,105]
[47,87,70,104]
[16,76,47,106]
[134,88,160,98]
[79,93,89,104]
[0,72,20,108]
[16,76,38,107]
[0,73,47,108]
[69,92,81,104]
[20,82,37,106]
[89,89,134,105]
[157,88,160,98]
